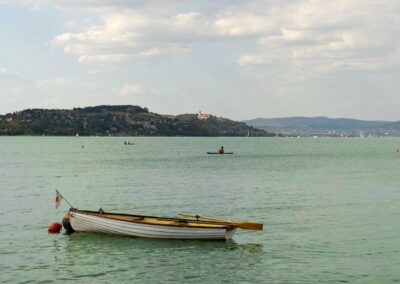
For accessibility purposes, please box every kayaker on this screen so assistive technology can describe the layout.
[219,146,224,154]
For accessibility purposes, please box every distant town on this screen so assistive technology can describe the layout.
[244,117,400,137]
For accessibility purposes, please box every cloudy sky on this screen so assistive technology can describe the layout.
[0,0,399,120]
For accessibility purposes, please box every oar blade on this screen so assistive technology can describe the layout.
[236,221,263,231]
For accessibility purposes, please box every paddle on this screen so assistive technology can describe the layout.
[178,213,263,231]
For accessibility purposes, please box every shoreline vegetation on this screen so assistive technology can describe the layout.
[0,105,275,137]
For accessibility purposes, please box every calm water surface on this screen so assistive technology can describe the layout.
[1,137,400,283]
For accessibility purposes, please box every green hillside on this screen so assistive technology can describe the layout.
[0,105,273,136]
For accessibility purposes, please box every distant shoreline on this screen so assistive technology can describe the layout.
[0,105,274,137]
[1,135,398,138]
[0,135,279,138]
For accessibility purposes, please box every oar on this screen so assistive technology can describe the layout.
[178,213,263,231]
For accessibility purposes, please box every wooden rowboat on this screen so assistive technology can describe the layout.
[206,152,234,155]
[64,208,262,240]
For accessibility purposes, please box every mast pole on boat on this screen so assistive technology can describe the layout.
[56,189,75,209]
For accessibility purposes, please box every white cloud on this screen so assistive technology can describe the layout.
[234,0,400,73]
[51,9,198,66]
[238,54,273,67]
[213,13,273,37]
[0,0,41,10]
[78,53,133,65]
[113,83,142,96]
[35,77,67,87]
[47,0,400,74]
[113,82,159,97]
[0,67,23,79]
[0,67,12,76]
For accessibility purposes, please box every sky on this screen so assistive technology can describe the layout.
[0,0,399,120]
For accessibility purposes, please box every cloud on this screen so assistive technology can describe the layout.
[0,67,23,80]
[35,77,67,87]
[236,0,400,72]
[51,9,198,66]
[238,54,274,67]
[46,0,400,75]
[47,3,286,67]
[74,45,191,66]
[0,0,41,10]
[113,82,159,97]
[113,83,142,96]
[213,13,273,37]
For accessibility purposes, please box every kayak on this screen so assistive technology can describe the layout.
[63,208,262,240]
[207,152,233,154]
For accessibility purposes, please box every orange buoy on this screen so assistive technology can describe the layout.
[48,222,62,233]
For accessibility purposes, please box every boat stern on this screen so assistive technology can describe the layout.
[225,228,237,240]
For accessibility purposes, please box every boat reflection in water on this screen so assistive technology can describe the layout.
[63,231,263,253]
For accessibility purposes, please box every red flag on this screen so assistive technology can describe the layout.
[55,190,63,209]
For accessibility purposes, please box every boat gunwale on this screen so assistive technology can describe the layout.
[70,208,236,230]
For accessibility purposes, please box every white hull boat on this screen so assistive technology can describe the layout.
[63,209,262,240]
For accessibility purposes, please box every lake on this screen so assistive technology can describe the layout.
[1,137,399,283]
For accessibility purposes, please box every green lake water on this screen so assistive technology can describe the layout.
[0,137,399,283]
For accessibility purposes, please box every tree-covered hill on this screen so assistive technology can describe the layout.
[0,105,273,136]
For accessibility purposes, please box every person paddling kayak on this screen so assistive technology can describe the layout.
[206,147,233,154]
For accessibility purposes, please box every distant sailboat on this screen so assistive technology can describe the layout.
[247,130,250,137]
[76,133,79,138]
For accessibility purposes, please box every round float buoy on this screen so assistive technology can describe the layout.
[48,222,62,233]
[62,214,75,234]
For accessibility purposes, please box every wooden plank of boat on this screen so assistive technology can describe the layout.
[206,152,234,154]
[68,209,237,240]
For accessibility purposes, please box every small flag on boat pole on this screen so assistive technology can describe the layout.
[54,189,74,209]
[55,189,63,209]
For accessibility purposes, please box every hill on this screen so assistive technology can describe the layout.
[244,116,397,136]
[0,105,273,136]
